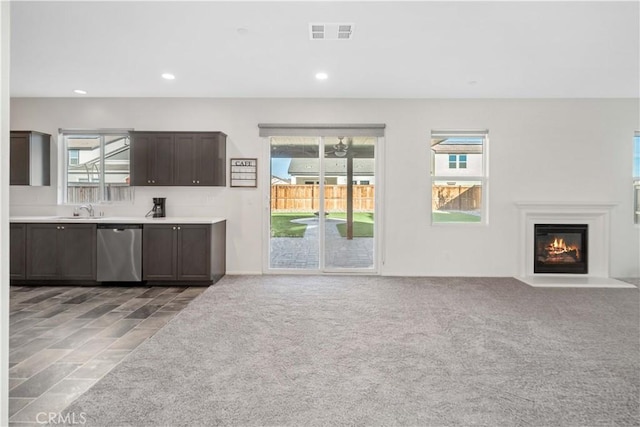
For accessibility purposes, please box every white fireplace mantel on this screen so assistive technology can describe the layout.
[514,201,634,288]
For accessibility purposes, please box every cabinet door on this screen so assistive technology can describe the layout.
[143,225,177,280]
[10,133,30,185]
[10,224,26,279]
[11,131,51,186]
[177,225,211,280]
[60,224,96,280]
[213,133,226,186]
[174,134,197,185]
[131,133,174,186]
[152,134,175,185]
[130,133,152,186]
[196,134,220,186]
[199,133,226,186]
[26,224,60,280]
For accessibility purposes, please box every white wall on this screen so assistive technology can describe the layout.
[1,3,10,425]
[9,98,640,277]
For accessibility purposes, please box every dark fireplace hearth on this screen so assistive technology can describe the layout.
[534,224,588,274]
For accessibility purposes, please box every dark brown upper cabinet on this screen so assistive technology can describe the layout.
[175,132,226,186]
[10,131,51,186]
[130,132,175,186]
[130,131,226,187]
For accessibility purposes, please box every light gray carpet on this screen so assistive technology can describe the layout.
[62,276,639,426]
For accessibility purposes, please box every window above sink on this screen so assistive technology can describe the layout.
[61,129,134,205]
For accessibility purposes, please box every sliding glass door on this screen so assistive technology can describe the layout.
[323,137,376,269]
[268,136,376,272]
[269,137,321,269]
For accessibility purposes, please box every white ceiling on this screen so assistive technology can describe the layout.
[9,1,640,98]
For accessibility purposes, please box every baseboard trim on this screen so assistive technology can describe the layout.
[225,271,263,276]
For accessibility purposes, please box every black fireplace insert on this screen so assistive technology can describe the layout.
[534,224,588,274]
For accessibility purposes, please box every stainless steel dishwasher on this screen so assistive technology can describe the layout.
[97,224,142,282]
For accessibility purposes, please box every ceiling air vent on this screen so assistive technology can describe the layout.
[309,23,354,41]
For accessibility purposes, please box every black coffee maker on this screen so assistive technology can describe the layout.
[151,197,166,218]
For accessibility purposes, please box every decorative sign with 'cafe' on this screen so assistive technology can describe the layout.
[230,158,257,187]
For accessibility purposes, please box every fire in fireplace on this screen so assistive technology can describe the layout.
[534,224,588,274]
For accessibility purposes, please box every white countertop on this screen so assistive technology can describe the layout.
[10,216,226,224]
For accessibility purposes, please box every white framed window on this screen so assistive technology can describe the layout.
[61,129,134,204]
[68,149,79,166]
[430,130,488,224]
[634,131,640,224]
[447,154,468,169]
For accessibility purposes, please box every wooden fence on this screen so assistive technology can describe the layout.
[271,185,375,212]
[67,183,134,204]
[270,184,481,213]
[432,185,482,211]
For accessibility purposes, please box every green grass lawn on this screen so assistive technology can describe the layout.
[432,211,481,223]
[330,212,374,238]
[270,213,316,237]
[270,212,375,238]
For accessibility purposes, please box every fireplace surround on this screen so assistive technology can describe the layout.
[515,201,634,287]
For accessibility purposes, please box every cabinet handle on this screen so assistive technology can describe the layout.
[56,226,60,230]
[60,226,65,230]
[147,180,151,183]
[172,226,176,230]
[177,226,181,230]
[196,180,200,184]
[192,180,195,184]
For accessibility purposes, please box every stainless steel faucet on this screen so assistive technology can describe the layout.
[79,204,94,217]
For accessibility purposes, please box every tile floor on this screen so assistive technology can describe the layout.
[8,285,206,426]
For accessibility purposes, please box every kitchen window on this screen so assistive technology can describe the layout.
[61,129,134,204]
[431,130,488,224]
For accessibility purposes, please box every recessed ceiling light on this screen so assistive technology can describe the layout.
[73,89,87,95]
[315,72,328,80]
[161,73,176,80]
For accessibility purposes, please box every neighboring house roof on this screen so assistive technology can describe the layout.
[432,144,483,154]
[288,158,375,176]
[271,175,291,184]
[431,138,483,155]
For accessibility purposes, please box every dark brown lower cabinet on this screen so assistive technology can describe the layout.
[12,220,224,285]
[142,224,178,280]
[10,224,26,279]
[143,222,225,282]
[177,225,211,280]
[26,223,97,281]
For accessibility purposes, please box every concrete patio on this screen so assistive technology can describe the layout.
[269,217,374,270]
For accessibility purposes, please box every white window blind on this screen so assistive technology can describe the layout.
[258,123,385,137]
